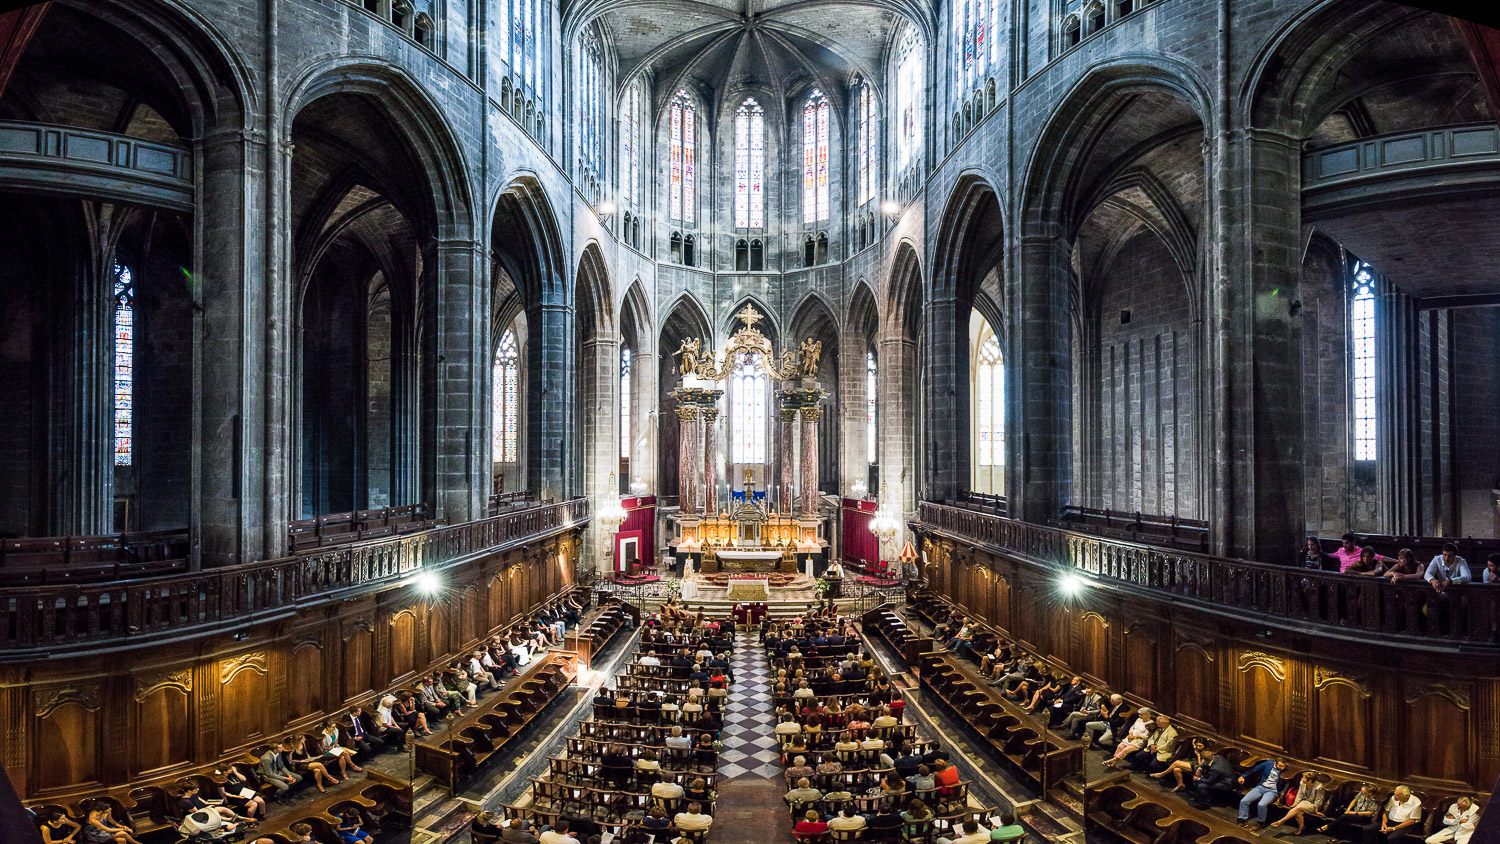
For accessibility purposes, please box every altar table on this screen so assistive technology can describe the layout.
[715,548,785,572]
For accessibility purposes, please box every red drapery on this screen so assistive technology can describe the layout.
[841,497,879,571]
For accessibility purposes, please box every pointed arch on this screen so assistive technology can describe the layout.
[885,239,924,342]
[1018,57,1213,234]
[574,240,613,338]
[491,174,567,307]
[661,291,713,348]
[789,292,839,345]
[285,60,475,238]
[724,295,780,343]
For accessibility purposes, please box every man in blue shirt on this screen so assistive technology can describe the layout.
[1236,758,1288,829]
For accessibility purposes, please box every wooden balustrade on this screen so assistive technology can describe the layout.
[917,502,1500,643]
[0,498,590,654]
[0,529,190,584]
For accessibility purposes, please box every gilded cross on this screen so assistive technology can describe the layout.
[736,305,765,331]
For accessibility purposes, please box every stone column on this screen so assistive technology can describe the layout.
[48,242,111,536]
[800,404,822,516]
[524,301,571,499]
[779,401,799,514]
[701,405,718,515]
[676,403,699,516]
[1013,231,1073,526]
[198,129,268,567]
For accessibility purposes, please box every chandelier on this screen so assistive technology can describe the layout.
[598,474,628,530]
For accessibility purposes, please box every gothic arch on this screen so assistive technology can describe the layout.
[491,174,567,307]
[285,60,475,239]
[1018,57,1213,234]
[724,295,780,343]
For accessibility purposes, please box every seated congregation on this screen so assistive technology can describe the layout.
[470,609,736,843]
[27,592,597,844]
[908,592,1486,844]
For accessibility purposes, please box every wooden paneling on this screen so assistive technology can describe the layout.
[1404,685,1471,786]
[7,530,582,802]
[33,689,99,792]
[219,653,270,750]
[922,535,1500,792]
[1170,638,1215,726]
[133,679,191,776]
[1313,670,1372,771]
[287,642,324,720]
[390,610,417,680]
[1078,613,1109,681]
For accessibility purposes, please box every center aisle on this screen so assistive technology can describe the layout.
[710,631,789,844]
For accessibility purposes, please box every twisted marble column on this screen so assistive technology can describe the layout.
[701,405,719,515]
[676,404,699,516]
[779,402,799,515]
[800,405,822,516]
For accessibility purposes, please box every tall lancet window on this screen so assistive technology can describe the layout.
[731,355,768,463]
[113,262,134,466]
[857,80,875,206]
[895,30,922,171]
[669,91,696,223]
[622,80,643,209]
[865,350,877,465]
[971,315,1004,494]
[619,347,632,460]
[1351,261,1377,462]
[493,329,520,463]
[735,98,765,228]
[954,0,996,95]
[802,89,830,223]
[578,30,604,194]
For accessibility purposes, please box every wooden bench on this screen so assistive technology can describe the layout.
[860,603,933,665]
[565,602,633,667]
[413,650,579,792]
[916,650,1082,796]
[246,771,411,844]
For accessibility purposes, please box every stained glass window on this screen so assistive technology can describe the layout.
[736,98,764,228]
[493,329,519,463]
[669,91,695,223]
[731,354,768,463]
[1351,262,1376,461]
[620,347,631,459]
[857,80,874,206]
[802,90,830,223]
[113,262,134,466]
[492,0,544,116]
[622,81,642,209]
[579,30,603,188]
[954,0,995,94]
[896,31,922,171]
[866,350,877,465]
[974,320,1004,468]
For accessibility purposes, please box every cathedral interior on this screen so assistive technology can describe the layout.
[0,0,1498,842]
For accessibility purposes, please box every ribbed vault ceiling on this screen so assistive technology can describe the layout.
[573,0,922,110]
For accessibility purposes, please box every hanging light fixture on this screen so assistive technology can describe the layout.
[599,474,628,530]
[869,483,901,569]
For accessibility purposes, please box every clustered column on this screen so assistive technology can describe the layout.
[676,403,699,516]
[779,400,799,514]
[702,405,719,515]
[800,404,821,516]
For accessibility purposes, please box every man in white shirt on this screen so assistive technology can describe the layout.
[1425,796,1478,844]
[938,820,992,844]
[827,808,866,831]
[651,778,684,800]
[784,778,823,804]
[1425,544,1472,592]
[673,802,713,832]
[665,726,693,751]
[1370,785,1422,844]
[774,715,803,736]
[639,652,661,667]
[538,819,577,844]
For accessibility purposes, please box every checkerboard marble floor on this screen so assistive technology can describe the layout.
[715,632,783,780]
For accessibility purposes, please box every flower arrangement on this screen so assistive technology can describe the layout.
[814,577,830,597]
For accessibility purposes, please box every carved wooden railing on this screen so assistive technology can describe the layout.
[917,502,1499,643]
[0,498,590,653]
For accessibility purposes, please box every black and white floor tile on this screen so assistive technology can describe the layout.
[716,634,782,780]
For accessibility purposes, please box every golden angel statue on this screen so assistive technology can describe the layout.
[799,338,824,377]
[675,337,702,377]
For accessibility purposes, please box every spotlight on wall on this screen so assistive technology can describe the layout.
[879,200,901,216]
[1059,573,1084,597]
[416,570,443,596]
